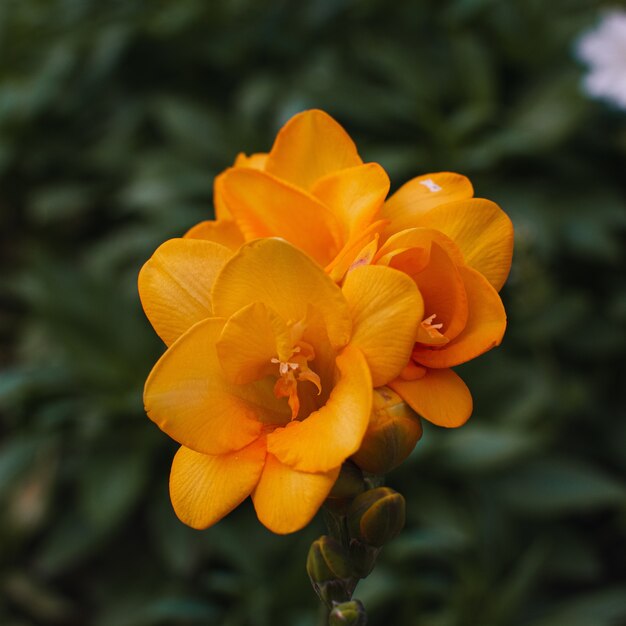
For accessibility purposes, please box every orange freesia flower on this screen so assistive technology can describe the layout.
[139,238,422,533]
[183,109,512,432]
[186,109,390,280]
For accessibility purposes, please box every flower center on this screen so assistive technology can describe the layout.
[422,313,443,333]
[415,312,450,348]
[271,341,321,420]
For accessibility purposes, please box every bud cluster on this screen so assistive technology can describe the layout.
[307,478,406,623]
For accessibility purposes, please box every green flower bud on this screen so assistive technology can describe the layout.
[347,487,406,548]
[328,461,365,500]
[329,600,367,625]
[351,387,422,475]
[306,536,353,607]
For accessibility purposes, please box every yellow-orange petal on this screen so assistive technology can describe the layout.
[184,219,245,251]
[265,109,363,189]
[375,227,465,269]
[170,439,266,530]
[381,172,474,240]
[326,219,386,283]
[213,170,231,221]
[252,453,339,534]
[214,154,269,221]
[311,162,390,241]
[267,345,372,473]
[412,266,507,368]
[219,168,342,266]
[138,238,231,346]
[233,152,268,170]
[401,242,468,343]
[389,368,472,427]
[212,238,352,350]
[341,265,423,387]
[216,302,292,385]
[415,198,514,291]
[144,318,290,455]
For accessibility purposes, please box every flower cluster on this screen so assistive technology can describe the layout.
[139,110,513,534]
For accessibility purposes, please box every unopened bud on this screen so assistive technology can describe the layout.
[351,387,422,475]
[347,487,405,548]
[329,461,365,500]
[307,536,353,606]
[329,600,367,625]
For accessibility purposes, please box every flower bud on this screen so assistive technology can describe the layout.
[329,600,367,625]
[351,387,422,475]
[347,487,406,548]
[306,536,353,607]
[328,461,365,500]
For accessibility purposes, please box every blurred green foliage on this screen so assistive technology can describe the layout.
[1,0,625,624]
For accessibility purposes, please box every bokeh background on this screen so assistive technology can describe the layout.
[2,1,626,624]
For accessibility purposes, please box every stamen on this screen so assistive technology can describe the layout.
[271,341,322,420]
[422,313,443,330]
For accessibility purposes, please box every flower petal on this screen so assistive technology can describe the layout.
[265,109,362,189]
[138,238,231,346]
[267,345,372,473]
[252,453,339,534]
[216,302,292,385]
[212,238,352,350]
[219,168,342,265]
[170,439,266,530]
[375,227,465,268]
[389,368,472,427]
[326,220,386,283]
[311,162,390,240]
[396,242,469,343]
[144,318,290,455]
[184,219,245,251]
[415,198,514,291]
[381,172,474,240]
[412,266,507,368]
[341,265,424,386]
[233,152,268,169]
[214,154,269,220]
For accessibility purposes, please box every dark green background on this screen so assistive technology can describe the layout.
[1,1,625,624]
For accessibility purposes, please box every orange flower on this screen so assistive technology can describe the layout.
[368,172,514,429]
[204,112,513,437]
[139,238,422,533]
[186,109,389,280]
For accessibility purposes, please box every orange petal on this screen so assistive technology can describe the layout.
[213,151,269,221]
[184,219,245,251]
[170,439,266,529]
[400,242,469,343]
[138,238,231,346]
[326,219,386,283]
[218,168,342,265]
[311,162,390,241]
[375,227,465,268]
[212,238,352,350]
[216,302,292,385]
[144,318,290,455]
[233,152,268,170]
[341,265,423,386]
[415,198,514,291]
[412,266,507,368]
[252,453,339,534]
[267,345,372,473]
[381,172,474,240]
[213,170,232,221]
[389,368,472,427]
[265,109,362,189]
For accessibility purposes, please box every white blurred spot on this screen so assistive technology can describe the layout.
[419,179,442,192]
[577,10,626,110]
